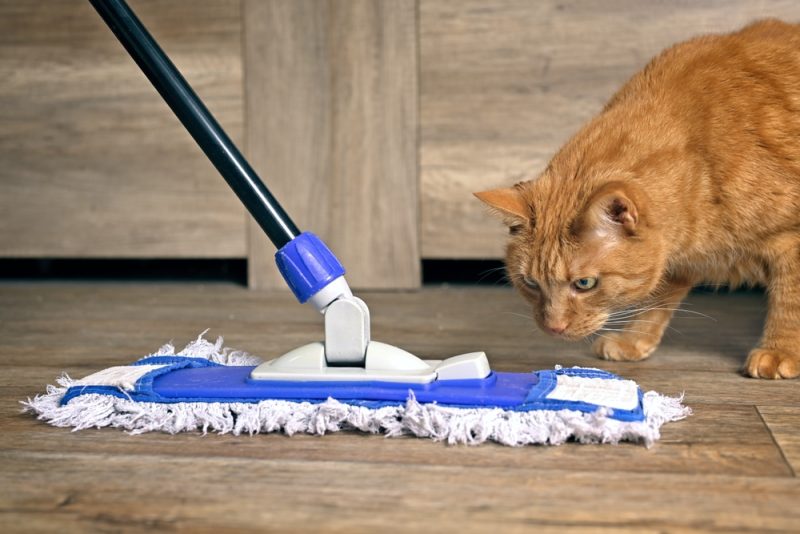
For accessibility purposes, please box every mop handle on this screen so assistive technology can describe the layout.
[88,0,300,249]
[90,0,348,306]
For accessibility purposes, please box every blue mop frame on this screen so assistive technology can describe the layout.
[62,358,646,423]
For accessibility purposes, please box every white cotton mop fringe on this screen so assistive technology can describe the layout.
[22,334,691,447]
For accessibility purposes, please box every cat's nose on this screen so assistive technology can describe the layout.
[546,322,569,335]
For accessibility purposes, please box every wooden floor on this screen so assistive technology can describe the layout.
[1,283,798,532]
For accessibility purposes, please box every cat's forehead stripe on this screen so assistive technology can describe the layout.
[533,239,571,283]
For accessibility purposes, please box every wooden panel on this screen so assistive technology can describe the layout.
[244,0,420,289]
[0,0,246,258]
[2,451,800,532]
[759,406,800,474]
[2,397,790,479]
[419,0,800,258]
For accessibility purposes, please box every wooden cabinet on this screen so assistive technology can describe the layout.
[2,1,799,286]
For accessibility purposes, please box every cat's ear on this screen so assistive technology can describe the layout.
[474,187,530,224]
[581,181,643,237]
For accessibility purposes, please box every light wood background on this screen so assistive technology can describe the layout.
[0,0,246,258]
[244,0,419,290]
[2,283,799,530]
[420,0,800,258]
[3,1,800,283]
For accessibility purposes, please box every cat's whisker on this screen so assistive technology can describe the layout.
[607,304,716,322]
[607,310,655,320]
[597,327,651,336]
[599,327,649,334]
[477,266,509,284]
[644,307,717,321]
[604,319,663,326]
[672,309,716,320]
[610,305,673,318]
[590,332,618,344]
[662,325,684,337]
[503,311,535,323]
[604,311,694,339]
[607,303,668,316]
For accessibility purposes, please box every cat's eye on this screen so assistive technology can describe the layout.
[573,277,598,291]
[509,225,523,235]
[522,275,539,290]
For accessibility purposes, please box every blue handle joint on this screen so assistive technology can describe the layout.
[275,232,346,304]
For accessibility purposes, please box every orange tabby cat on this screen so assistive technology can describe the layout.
[476,19,800,379]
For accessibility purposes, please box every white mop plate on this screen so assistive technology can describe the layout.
[249,341,492,383]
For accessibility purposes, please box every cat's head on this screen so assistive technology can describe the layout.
[475,177,666,340]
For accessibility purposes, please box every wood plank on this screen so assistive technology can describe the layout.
[758,405,800,475]
[0,0,246,258]
[244,0,420,290]
[4,400,790,479]
[419,0,800,258]
[2,451,799,532]
[0,284,770,372]
[0,283,794,481]
[2,283,800,531]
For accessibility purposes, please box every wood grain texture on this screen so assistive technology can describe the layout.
[419,0,800,258]
[3,451,800,533]
[0,0,246,258]
[0,399,790,479]
[2,283,799,531]
[759,406,800,475]
[244,0,420,290]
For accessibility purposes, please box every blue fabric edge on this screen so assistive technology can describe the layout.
[61,359,645,422]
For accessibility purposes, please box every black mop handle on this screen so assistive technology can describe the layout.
[89,0,300,249]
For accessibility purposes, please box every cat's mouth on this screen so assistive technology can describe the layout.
[535,312,612,341]
[542,317,610,341]
[543,325,597,341]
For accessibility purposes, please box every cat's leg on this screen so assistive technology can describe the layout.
[745,251,800,379]
[592,280,691,362]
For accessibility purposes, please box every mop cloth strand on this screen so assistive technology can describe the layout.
[22,334,691,447]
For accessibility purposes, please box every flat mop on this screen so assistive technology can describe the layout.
[24,0,690,446]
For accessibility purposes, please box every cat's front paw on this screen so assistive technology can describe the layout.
[592,333,657,362]
[744,348,800,379]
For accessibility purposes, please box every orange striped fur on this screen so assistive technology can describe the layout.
[476,20,800,378]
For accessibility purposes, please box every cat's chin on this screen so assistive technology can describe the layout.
[554,323,609,341]
[534,318,604,341]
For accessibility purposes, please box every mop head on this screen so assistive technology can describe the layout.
[23,334,690,447]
